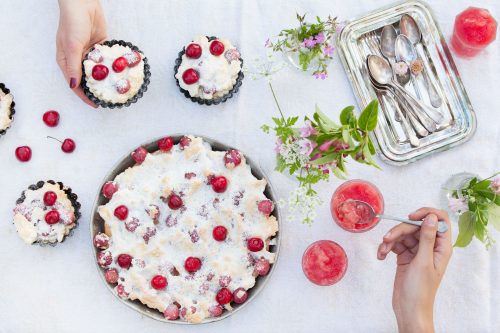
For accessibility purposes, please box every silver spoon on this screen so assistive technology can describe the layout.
[380,25,397,62]
[367,55,443,126]
[339,200,449,233]
[399,15,443,108]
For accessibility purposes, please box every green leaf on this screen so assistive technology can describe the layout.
[367,137,377,155]
[358,100,379,131]
[261,124,270,134]
[474,213,486,242]
[339,106,355,125]
[488,204,500,231]
[333,167,347,179]
[309,153,337,165]
[454,211,475,247]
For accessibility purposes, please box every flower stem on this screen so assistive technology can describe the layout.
[268,82,285,120]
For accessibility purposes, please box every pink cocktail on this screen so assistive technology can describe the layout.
[451,7,497,58]
[331,179,384,232]
[302,240,348,286]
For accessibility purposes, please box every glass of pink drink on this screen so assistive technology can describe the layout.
[451,7,497,58]
[302,240,348,286]
[331,179,384,232]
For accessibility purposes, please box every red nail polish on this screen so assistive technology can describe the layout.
[69,78,76,89]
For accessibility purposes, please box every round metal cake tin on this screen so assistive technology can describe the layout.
[90,134,281,325]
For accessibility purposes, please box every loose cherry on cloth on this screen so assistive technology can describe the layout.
[47,136,76,153]
[15,146,32,162]
[42,110,60,127]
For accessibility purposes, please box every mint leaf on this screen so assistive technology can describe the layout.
[339,106,355,125]
[454,211,475,247]
[358,100,379,131]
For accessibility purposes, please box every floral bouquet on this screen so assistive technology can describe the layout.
[266,13,341,79]
[449,173,500,249]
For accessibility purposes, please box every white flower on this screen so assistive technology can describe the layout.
[284,186,323,224]
[490,176,500,195]
[244,52,287,82]
[297,139,316,156]
[448,197,468,214]
[278,138,310,166]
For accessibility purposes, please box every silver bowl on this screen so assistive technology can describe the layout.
[90,134,281,324]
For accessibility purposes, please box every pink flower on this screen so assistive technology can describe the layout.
[310,153,322,161]
[274,138,283,153]
[491,176,500,194]
[319,140,334,152]
[303,36,317,48]
[314,72,328,80]
[314,32,325,44]
[299,120,318,138]
[264,38,271,48]
[448,197,468,214]
[299,139,316,156]
[394,61,409,76]
[323,45,334,56]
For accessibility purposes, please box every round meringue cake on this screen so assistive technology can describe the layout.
[91,135,280,324]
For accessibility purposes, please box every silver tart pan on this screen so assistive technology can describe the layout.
[90,135,281,324]
[81,39,151,109]
[15,180,81,246]
[174,36,244,106]
[0,83,15,137]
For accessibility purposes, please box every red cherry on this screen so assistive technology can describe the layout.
[92,64,109,80]
[117,254,133,269]
[224,149,242,167]
[208,305,223,317]
[45,210,60,225]
[42,110,60,127]
[116,284,129,298]
[132,146,148,164]
[247,237,264,252]
[61,138,76,153]
[112,56,128,73]
[114,205,129,220]
[124,51,142,67]
[179,136,191,149]
[185,43,202,59]
[184,257,202,273]
[211,176,228,193]
[233,287,248,304]
[93,232,110,249]
[97,251,113,267]
[158,137,174,152]
[219,275,232,287]
[115,78,131,94]
[212,226,227,241]
[15,146,32,162]
[43,191,57,206]
[151,275,168,290]
[164,304,180,320]
[102,181,118,199]
[254,258,271,276]
[104,269,119,284]
[216,288,233,305]
[258,200,274,216]
[167,193,183,210]
[182,68,199,85]
[210,40,225,56]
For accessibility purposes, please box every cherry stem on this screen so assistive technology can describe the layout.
[47,136,62,144]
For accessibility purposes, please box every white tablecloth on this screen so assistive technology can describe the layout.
[1,0,499,332]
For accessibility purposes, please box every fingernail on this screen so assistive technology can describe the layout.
[384,231,391,238]
[69,78,76,89]
[380,243,387,253]
[424,215,437,227]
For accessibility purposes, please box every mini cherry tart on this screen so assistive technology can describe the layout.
[96,136,278,323]
[13,182,77,244]
[175,36,243,101]
[83,43,146,104]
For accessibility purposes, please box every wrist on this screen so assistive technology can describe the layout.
[396,308,434,333]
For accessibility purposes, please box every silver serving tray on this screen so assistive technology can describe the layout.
[90,134,281,324]
[337,0,476,165]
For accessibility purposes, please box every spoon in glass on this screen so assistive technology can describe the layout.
[395,34,443,108]
[339,200,449,233]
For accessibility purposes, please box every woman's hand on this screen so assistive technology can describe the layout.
[377,207,452,333]
[56,0,107,107]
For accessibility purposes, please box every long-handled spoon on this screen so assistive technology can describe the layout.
[400,14,443,108]
[395,34,443,108]
[367,55,443,125]
[339,200,449,233]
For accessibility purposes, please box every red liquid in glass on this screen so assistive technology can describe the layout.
[451,7,497,57]
[302,240,347,286]
[331,180,384,232]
